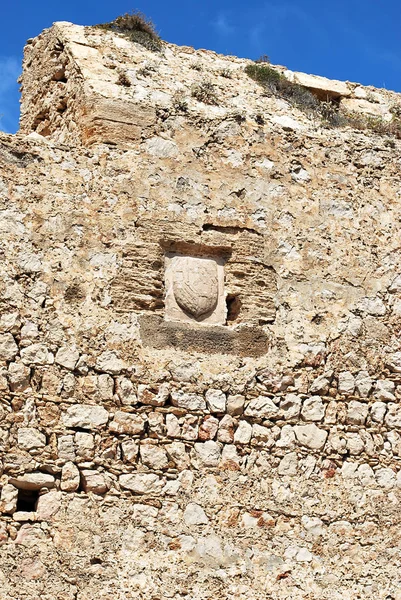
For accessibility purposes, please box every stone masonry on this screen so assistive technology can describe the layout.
[1,20,401,599]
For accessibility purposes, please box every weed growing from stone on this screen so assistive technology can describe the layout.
[172,91,189,113]
[245,62,401,137]
[96,11,162,52]
[191,81,219,105]
[117,72,131,87]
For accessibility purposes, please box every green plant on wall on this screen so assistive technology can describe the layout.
[245,62,401,138]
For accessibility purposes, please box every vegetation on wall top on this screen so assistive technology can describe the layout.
[96,11,162,52]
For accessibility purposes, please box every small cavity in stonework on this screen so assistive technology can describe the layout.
[16,489,39,512]
[226,294,241,322]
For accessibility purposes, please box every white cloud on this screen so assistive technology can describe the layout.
[212,12,235,37]
[0,56,21,133]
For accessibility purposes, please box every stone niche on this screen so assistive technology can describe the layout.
[164,253,226,326]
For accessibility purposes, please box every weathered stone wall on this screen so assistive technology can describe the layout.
[1,21,401,599]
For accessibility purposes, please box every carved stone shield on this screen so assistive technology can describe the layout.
[171,256,219,319]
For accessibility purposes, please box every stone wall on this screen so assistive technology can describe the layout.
[1,21,401,599]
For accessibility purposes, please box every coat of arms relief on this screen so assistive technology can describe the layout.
[164,254,226,325]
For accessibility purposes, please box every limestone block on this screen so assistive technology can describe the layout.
[57,372,76,396]
[371,402,387,424]
[119,473,164,495]
[148,412,165,437]
[109,411,146,435]
[244,396,279,419]
[355,371,373,398]
[385,404,401,429]
[0,484,18,514]
[8,362,30,392]
[329,432,347,454]
[341,97,391,120]
[217,415,234,443]
[181,416,199,441]
[192,535,227,567]
[226,395,245,416]
[199,416,219,441]
[294,424,328,450]
[166,442,190,470]
[193,441,222,467]
[301,396,325,422]
[55,346,79,370]
[17,428,46,451]
[250,424,273,447]
[10,473,55,490]
[221,444,241,467]
[171,390,206,411]
[309,375,330,395]
[376,468,396,489]
[60,462,80,492]
[357,463,376,487]
[81,470,109,494]
[387,352,401,373]
[116,377,137,405]
[375,380,396,401]
[279,394,302,419]
[58,435,75,462]
[338,371,355,395]
[278,452,298,476]
[75,432,95,460]
[276,425,296,449]
[35,491,62,519]
[0,375,7,393]
[357,297,386,316]
[0,334,18,362]
[183,502,208,526]
[346,433,364,455]
[143,136,178,158]
[62,405,109,429]
[301,516,324,536]
[137,383,169,407]
[20,344,54,366]
[121,440,139,463]
[347,401,369,425]
[271,115,304,131]
[205,389,226,413]
[291,71,351,97]
[140,444,169,470]
[95,351,125,375]
[166,414,181,438]
[97,374,115,400]
[354,86,367,99]
[234,420,252,444]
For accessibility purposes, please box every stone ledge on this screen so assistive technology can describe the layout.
[139,314,270,357]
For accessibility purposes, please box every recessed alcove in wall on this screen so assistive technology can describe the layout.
[16,489,39,512]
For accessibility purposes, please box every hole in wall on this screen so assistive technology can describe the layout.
[226,294,241,322]
[16,489,39,512]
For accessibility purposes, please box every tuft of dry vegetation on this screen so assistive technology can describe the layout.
[245,62,401,138]
[172,91,189,113]
[191,81,219,105]
[96,11,162,52]
[116,72,131,87]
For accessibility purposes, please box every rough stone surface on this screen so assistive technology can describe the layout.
[62,405,109,429]
[0,19,401,599]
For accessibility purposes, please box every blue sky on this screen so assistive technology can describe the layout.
[1,0,400,133]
